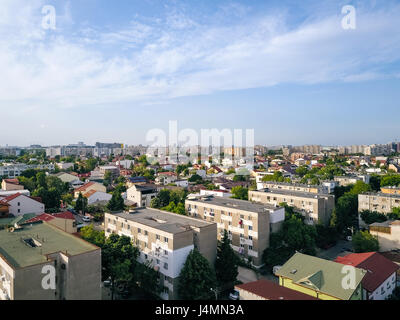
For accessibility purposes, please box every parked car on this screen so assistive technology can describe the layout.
[82,216,92,222]
[229,289,240,301]
[103,280,111,287]
[346,236,352,241]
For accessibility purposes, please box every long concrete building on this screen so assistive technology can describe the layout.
[358,192,400,214]
[249,188,335,226]
[0,222,101,300]
[104,208,217,300]
[185,195,285,267]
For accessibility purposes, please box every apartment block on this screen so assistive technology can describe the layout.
[185,196,285,267]
[104,208,217,300]
[259,181,329,194]
[358,192,400,215]
[249,189,335,226]
[334,175,370,187]
[0,222,101,300]
[370,220,400,251]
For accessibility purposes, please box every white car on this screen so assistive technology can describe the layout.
[82,216,92,222]
[346,236,352,241]
[229,290,240,301]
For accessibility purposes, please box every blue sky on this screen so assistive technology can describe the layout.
[1,0,400,147]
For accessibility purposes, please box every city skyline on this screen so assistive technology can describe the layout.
[1,0,400,146]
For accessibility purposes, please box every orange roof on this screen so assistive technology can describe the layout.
[74,182,96,193]
[53,211,75,220]
[83,189,98,198]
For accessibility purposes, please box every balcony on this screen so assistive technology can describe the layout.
[221,215,232,222]
[228,225,244,234]
[137,234,148,242]
[108,224,116,231]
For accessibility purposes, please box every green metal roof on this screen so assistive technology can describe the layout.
[0,213,37,227]
[276,252,367,300]
[0,222,99,269]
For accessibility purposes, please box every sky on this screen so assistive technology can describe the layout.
[1,0,400,147]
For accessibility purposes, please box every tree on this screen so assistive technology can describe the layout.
[189,174,203,183]
[178,249,217,300]
[233,175,246,182]
[80,224,105,247]
[215,230,238,287]
[231,186,248,200]
[262,171,284,182]
[36,171,47,189]
[349,181,371,195]
[315,224,337,249]
[352,231,379,253]
[330,193,358,235]
[381,174,400,187]
[75,192,88,214]
[103,171,113,187]
[107,191,125,212]
[296,166,309,177]
[101,234,139,300]
[360,210,387,225]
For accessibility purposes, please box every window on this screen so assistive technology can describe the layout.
[144,230,148,236]
[249,245,253,250]
[164,263,168,270]
[249,236,253,240]
[164,237,168,243]
[240,244,244,248]
[138,228,141,234]
[156,235,160,240]
[18,202,20,206]
[164,250,168,255]
[18,209,21,213]
[248,226,253,231]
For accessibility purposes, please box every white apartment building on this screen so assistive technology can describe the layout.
[126,184,158,208]
[104,209,217,300]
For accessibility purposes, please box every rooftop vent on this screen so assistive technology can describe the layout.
[290,269,297,274]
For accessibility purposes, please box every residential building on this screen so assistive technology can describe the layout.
[99,165,120,180]
[185,195,285,267]
[334,175,370,187]
[0,222,101,300]
[0,193,44,216]
[155,172,178,185]
[358,192,400,214]
[369,220,400,251]
[73,182,106,198]
[381,186,400,195]
[275,252,366,300]
[53,172,81,185]
[55,162,74,170]
[258,181,329,194]
[249,189,334,226]
[1,179,24,191]
[83,190,112,205]
[104,208,217,300]
[235,279,318,300]
[23,212,78,234]
[335,252,399,300]
[199,189,232,198]
[127,184,158,208]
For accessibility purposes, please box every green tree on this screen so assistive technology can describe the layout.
[349,181,371,195]
[103,171,113,187]
[107,191,125,212]
[178,249,217,300]
[75,192,88,214]
[231,186,248,200]
[80,224,106,247]
[352,231,379,253]
[381,174,400,187]
[215,230,238,287]
[330,193,358,234]
[360,210,387,225]
[36,171,47,189]
[189,174,203,183]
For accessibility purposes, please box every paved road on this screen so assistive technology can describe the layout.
[237,266,258,284]
[317,239,353,261]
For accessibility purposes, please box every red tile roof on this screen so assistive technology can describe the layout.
[53,211,75,220]
[74,182,96,193]
[236,279,318,300]
[2,193,22,202]
[335,252,400,292]
[25,213,55,223]
[3,179,20,185]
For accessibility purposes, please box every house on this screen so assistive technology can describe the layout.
[127,184,158,207]
[74,182,106,198]
[83,190,112,205]
[55,162,74,170]
[1,179,24,191]
[53,172,80,184]
[23,211,77,234]
[174,180,189,188]
[275,252,366,300]
[335,252,399,300]
[369,220,400,251]
[0,222,101,300]
[235,279,318,300]
[0,193,44,216]
[155,172,178,185]
[126,176,149,188]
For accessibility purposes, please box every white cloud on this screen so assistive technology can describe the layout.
[0,1,399,112]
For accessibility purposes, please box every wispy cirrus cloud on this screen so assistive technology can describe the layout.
[0,0,400,113]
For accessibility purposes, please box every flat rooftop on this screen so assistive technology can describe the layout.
[252,188,330,199]
[361,192,400,199]
[0,222,98,269]
[186,195,281,212]
[111,208,212,234]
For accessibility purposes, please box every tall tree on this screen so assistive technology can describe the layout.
[352,231,379,253]
[215,230,238,287]
[231,186,248,200]
[178,249,217,300]
[107,191,125,212]
[75,192,88,214]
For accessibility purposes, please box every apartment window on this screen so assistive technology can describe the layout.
[144,254,148,259]
[138,228,141,234]
[249,236,253,240]
[163,287,169,294]
[248,226,253,231]
[156,259,160,265]
[18,202,20,206]
[127,225,130,230]
[164,250,168,256]
[156,235,160,240]
[121,223,124,228]
[108,218,111,223]
[164,263,168,270]
[18,209,20,213]
[240,215,244,219]
[249,245,253,251]
[144,230,148,236]
[240,244,244,248]
[164,237,168,243]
